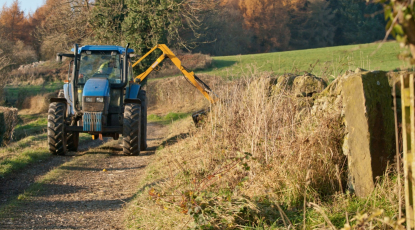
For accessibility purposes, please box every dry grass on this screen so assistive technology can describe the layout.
[146,74,224,114]
[20,92,56,114]
[126,72,349,229]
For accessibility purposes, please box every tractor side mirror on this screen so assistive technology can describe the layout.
[68,60,74,81]
[56,53,62,62]
[56,53,75,62]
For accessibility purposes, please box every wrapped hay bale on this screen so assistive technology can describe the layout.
[0,106,18,145]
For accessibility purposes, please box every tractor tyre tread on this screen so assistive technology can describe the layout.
[123,103,141,156]
[138,90,147,151]
[67,132,79,151]
[47,102,67,155]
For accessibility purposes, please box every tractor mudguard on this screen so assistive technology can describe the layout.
[124,98,141,105]
[50,98,68,104]
[126,83,141,99]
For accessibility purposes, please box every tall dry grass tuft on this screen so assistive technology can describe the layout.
[146,74,224,113]
[128,72,347,228]
[191,72,346,202]
[20,92,56,114]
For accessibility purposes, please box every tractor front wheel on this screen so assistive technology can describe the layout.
[47,102,67,155]
[123,103,141,156]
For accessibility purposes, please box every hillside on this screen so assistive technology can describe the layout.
[203,41,411,80]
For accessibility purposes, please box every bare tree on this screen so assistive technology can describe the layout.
[35,0,92,59]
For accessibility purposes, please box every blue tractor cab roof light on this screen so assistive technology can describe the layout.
[71,45,135,54]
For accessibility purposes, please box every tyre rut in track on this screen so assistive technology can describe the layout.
[0,138,107,207]
[0,122,166,229]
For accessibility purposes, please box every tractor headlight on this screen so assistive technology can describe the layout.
[96,97,104,103]
[85,97,94,103]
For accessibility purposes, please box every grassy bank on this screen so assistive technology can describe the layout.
[13,117,47,141]
[125,74,403,229]
[148,112,192,125]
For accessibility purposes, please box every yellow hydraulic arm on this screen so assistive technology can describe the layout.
[131,44,217,104]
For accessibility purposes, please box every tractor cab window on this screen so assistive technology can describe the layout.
[78,52,122,84]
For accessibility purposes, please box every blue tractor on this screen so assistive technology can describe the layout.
[49,44,216,156]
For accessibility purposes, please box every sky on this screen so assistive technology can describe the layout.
[0,0,44,14]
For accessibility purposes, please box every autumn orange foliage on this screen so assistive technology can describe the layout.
[217,0,306,52]
[0,0,30,43]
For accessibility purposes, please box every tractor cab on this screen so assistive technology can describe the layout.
[69,46,135,130]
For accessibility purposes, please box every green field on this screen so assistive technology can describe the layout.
[4,81,63,105]
[4,41,412,102]
[200,41,413,79]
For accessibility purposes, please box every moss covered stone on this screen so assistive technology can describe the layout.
[268,73,327,97]
[293,73,327,97]
[342,71,395,197]
[311,71,397,197]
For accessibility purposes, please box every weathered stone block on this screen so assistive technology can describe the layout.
[268,73,327,97]
[293,73,327,97]
[342,71,395,197]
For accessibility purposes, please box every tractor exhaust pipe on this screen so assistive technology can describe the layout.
[72,44,81,115]
[123,43,129,86]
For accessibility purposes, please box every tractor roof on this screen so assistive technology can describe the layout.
[73,45,135,54]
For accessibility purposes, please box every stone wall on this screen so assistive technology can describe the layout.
[268,70,397,197]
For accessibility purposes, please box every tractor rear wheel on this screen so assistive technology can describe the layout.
[138,90,147,151]
[123,103,141,156]
[48,102,67,155]
[67,132,79,151]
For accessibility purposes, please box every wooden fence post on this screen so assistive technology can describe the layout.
[401,73,415,229]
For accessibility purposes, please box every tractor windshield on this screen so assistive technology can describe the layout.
[78,53,122,84]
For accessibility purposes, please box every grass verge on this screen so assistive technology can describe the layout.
[0,131,91,178]
[13,117,47,141]
[148,112,192,125]
[0,147,49,177]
